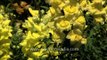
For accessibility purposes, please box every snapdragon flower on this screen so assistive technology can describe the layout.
[0,5,12,60]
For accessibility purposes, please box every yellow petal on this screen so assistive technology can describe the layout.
[75,16,85,24]
[28,8,39,17]
[81,38,87,44]
[56,19,71,30]
[28,57,34,60]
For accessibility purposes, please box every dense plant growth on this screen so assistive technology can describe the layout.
[0,0,107,60]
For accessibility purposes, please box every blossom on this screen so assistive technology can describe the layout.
[92,0,104,3]
[75,16,86,24]
[32,49,44,58]
[0,14,4,19]
[79,0,87,10]
[28,58,33,60]
[63,5,79,16]
[67,30,83,41]
[94,16,104,24]
[47,7,56,15]
[49,30,62,43]
[58,2,66,9]
[73,16,86,30]
[88,0,106,15]
[0,6,12,59]
[81,38,87,44]
[18,0,107,59]
[28,8,39,17]
[56,19,71,31]
[0,54,10,60]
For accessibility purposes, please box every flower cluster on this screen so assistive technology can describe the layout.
[0,5,12,60]
[19,0,107,60]
[0,0,107,60]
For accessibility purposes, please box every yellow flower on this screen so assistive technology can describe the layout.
[0,54,10,60]
[73,16,86,30]
[28,17,34,23]
[75,16,86,24]
[32,49,44,58]
[64,0,70,4]
[67,30,82,41]
[2,28,8,33]
[49,30,62,43]
[81,38,87,44]
[2,43,10,48]
[32,52,42,58]
[92,0,103,3]
[48,7,56,15]
[0,50,3,56]
[54,51,59,56]
[0,14,4,19]
[92,2,103,10]
[88,1,106,15]
[42,54,48,58]
[25,31,33,40]
[28,8,39,17]
[33,24,42,32]
[0,5,11,60]
[94,16,104,24]
[56,19,71,31]
[58,2,66,9]
[20,39,27,47]
[47,21,55,29]
[79,0,87,9]
[28,57,34,60]
[32,33,40,39]
[63,5,79,16]
[67,29,87,44]
[73,29,82,35]
[87,5,97,14]
[21,47,29,55]
[23,20,32,28]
